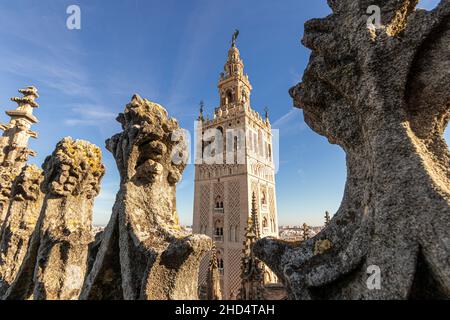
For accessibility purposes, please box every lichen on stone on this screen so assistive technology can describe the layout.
[313,239,332,256]
[4,137,105,300]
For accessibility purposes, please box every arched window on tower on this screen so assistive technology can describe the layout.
[216,250,224,275]
[261,191,267,205]
[225,90,234,104]
[262,217,269,234]
[215,196,223,209]
[214,219,224,241]
[217,258,224,275]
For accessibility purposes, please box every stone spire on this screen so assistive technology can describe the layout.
[0,86,40,236]
[251,193,261,239]
[301,223,310,241]
[325,211,331,226]
[239,192,264,300]
[198,100,205,121]
[0,86,39,169]
[206,245,222,300]
[264,107,269,121]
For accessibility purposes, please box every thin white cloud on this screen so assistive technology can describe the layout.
[272,108,306,137]
[165,2,221,115]
[273,108,298,127]
[289,67,302,86]
[64,105,117,126]
[0,3,101,102]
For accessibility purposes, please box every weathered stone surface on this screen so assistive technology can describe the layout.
[206,245,222,300]
[255,0,450,299]
[81,95,212,300]
[0,167,21,228]
[0,165,44,297]
[4,137,105,300]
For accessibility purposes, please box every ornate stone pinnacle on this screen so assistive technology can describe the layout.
[301,223,310,241]
[11,86,39,109]
[325,211,331,226]
[239,192,265,300]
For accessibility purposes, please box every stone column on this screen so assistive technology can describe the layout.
[0,86,39,230]
[206,245,222,300]
[0,165,44,297]
[4,137,105,300]
[81,95,212,300]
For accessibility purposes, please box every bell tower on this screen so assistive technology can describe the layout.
[218,42,252,110]
[193,32,279,299]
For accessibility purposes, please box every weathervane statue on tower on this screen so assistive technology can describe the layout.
[231,29,239,47]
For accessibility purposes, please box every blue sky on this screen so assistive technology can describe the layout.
[0,0,445,226]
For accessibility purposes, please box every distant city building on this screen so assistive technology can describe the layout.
[279,225,324,242]
[193,34,279,299]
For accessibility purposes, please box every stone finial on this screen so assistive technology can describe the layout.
[0,86,41,227]
[10,164,43,202]
[107,94,186,191]
[81,95,211,300]
[231,29,239,47]
[4,138,105,300]
[324,211,331,226]
[255,0,450,299]
[42,137,105,199]
[301,223,310,241]
[198,100,205,121]
[264,107,269,121]
[0,165,44,297]
[206,245,222,300]
[10,86,39,111]
[239,192,264,300]
[250,192,260,238]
